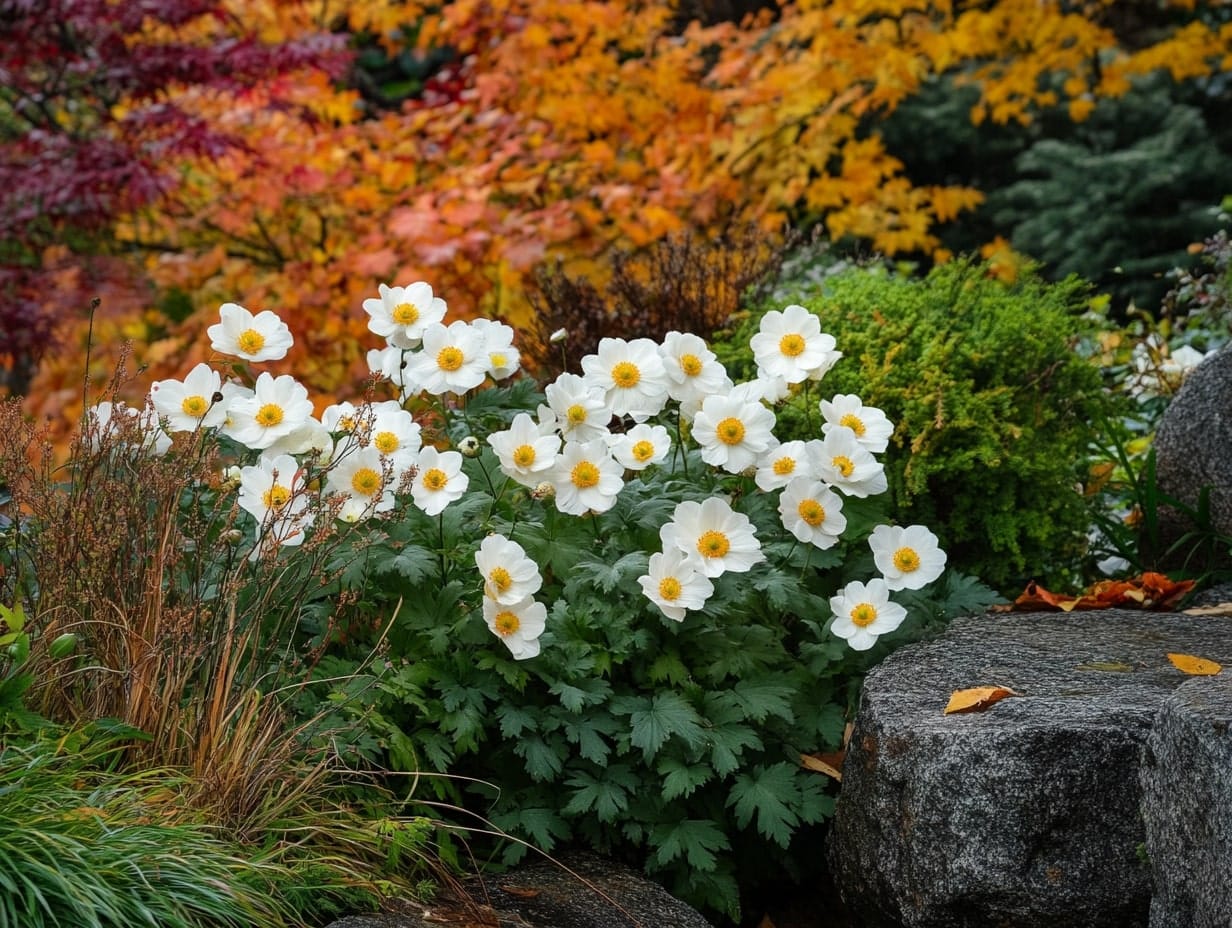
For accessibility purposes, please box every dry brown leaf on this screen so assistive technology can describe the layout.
[1183,602,1232,616]
[1166,653,1223,676]
[800,751,844,781]
[944,685,1019,715]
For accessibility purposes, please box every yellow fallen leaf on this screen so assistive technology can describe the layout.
[800,752,844,782]
[1183,602,1232,616]
[944,686,1020,715]
[1166,653,1223,676]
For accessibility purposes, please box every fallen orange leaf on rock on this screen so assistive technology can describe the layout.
[1166,653,1223,676]
[800,751,845,782]
[944,686,1019,715]
[1011,573,1195,612]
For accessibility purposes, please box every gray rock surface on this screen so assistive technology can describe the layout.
[327,851,713,928]
[1142,675,1232,928]
[827,609,1232,928]
[1153,347,1232,564]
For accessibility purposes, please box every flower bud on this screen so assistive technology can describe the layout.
[48,633,78,660]
[549,328,568,344]
[222,465,242,488]
[224,529,244,545]
[458,436,481,457]
[532,481,556,501]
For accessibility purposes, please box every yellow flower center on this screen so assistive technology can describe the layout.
[181,395,208,417]
[832,455,854,478]
[490,352,508,369]
[493,610,520,636]
[893,546,921,573]
[566,404,588,425]
[679,353,703,376]
[571,461,600,489]
[237,328,266,354]
[611,361,640,389]
[839,413,867,436]
[512,444,537,468]
[422,468,448,491]
[850,602,878,627]
[772,456,796,476]
[436,346,464,372]
[391,302,420,326]
[351,467,382,497]
[779,333,806,357]
[797,499,825,527]
[255,403,284,427]
[697,530,731,559]
[374,431,400,454]
[716,417,745,445]
[489,566,513,592]
[658,576,682,601]
[262,484,291,511]
[631,440,655,463]
[339,415,356,431]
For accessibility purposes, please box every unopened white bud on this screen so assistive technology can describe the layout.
[549,328,568,344]
[532,481,556,501]
[458,436,481,457]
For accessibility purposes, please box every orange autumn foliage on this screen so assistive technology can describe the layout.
[22,0,1232,440]
[1010,573,1197,612]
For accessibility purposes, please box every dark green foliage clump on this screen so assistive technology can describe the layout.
[716,260,1121,592]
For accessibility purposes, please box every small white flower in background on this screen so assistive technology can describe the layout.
[750,304,840,384]
[482,595,548,660]
[829,578,907,651]
[541,372,611,442]
[659,496,765,578]
[811,426,887,498]
[224,372,315,451]
[1128,336,1210,398]
[868,524,947,591]
[475,534,543,605]
[86,401,172,456]
[366,400,422,468]
[409,321,489,396]
[208,302,293,362]
[322,401,361,433]
[263,416,334,460]
[691,394,776,474]
[472,317,521,380]
[325,445,394,523]
[409,446,468,516]
[819,394,893,454]
[549,327,568,344]
[778,478,847,549]
[362,281,447,349]
[638,547,714,621]
[549,439,624,515]
[754,439,814,491]
[218,382,253,433]
[367,345,420,399]
[659,331,728,406]
[609,423,671,471]
[580,337,670,421]
[488,412,561,487]
[730,375,791,406]
[150,363,227,432]
[237,453,315,555]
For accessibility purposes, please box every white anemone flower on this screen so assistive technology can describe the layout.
[750,304,840,384]
[410,446,468,516]
[224,372,315,451]
[691,394,776,474]
[638,547,714,622]
[819,394,893,454]
[263,416,334,460]
[367,400,422,469]
[659,331,728,406]
[362,281,447,349]
[86,402,171,456]
[482,595,547,660]
[208,302,293,362]
[238,453,315,556]
[730,375,792,406]
[829,578,907,651]
[779,478,847,549]
[580,337,670,420]
[868,524,948,591]
[409,321,489,396]
[609,423,671,471]
[322,401,362,434]
[812,426,887,498]
[659,497,765,578]
[754,440,814,491]
[541,372,611,442]
[150,363,226,432]
[549,439,624,515]
[325,446,394,523]
[472,317,521,380]
[488,413,560,487]
[367,346,421,399]
[475,534,543,605]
